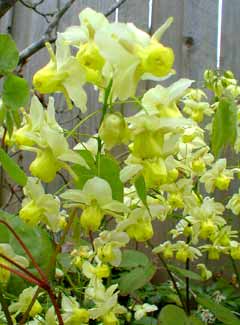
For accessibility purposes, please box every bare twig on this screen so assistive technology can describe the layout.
[18,0,128,65]
[0,0,17,18]
[104,0,127,17]
[18,0,77,64]
[19,0,56,23]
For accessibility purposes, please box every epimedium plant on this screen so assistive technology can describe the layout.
[0,7,240,325]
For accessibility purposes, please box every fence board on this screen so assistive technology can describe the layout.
[183,0,218,84]
[57,1,116,140]
[119,0,149,31]
[152,0,184,81]
[221,0,240,78]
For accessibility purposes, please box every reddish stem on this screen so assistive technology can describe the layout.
[46,287,64,325]
[0,253,42,284]
[0,262,43,287]
[0,219,48,281]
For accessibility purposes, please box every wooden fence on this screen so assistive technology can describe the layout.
[0,0,239,204]
[0,0,238,124]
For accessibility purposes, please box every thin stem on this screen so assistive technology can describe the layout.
[185,258,190,315]
[46,287,64,325]
[97,79,113,160]
[20,209,77,323]
[0,253,43,285]
[231,257,240,285]
[157,253,186,311]
[66,109,100,139]
[89,231,94,251]
[0,262,43,287]
[19,288,41,325]
[0,220,47,281]
[0,286,13,325]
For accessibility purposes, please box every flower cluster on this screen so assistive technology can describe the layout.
[1,6,240,325]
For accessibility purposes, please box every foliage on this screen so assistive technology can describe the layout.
[0,7,239,325]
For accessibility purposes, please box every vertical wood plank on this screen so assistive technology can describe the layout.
[221,0,240,78]
[11,1,58,82]
[152,0,184,80]
[119,0,149,31]
[183,0,218,83]
[118,0,149,109]
[0,9,13,34]
[57,0,116,140]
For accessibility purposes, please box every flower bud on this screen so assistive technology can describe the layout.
[127,219,153,242]
[80,204,104,232]
[98,243,114,264]
[33,62,66,94]
[208,247,220,260]
[77,42,105,85]
[68,308,89,324]
[0,258,11,286]
[192,159,206,173]
[176,248,188,263]
[95,264,110,278]
[142,158,167,188]
[19,201,43,226]
[132,131,163,159]
[168,193,184,209]
[140,43,174,77]
[167,168,179,183]
[199,220,216,239]
[231,246,240,260]
[102,312,119,325]
[99,112,129,149]
[197,264,212,281]
[215,174,231,191]
[163,247,174,259]
[30,300,42,317]
[30,149,61,183]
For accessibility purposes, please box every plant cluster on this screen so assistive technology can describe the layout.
[0,7,240,325]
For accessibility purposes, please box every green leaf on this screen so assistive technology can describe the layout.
[6,111,14,137]
[133,317,157,325]
[158,305,187,325]
[134,174,147,206]
[197,295,240,325]
[98,154,123,202]
[2,74,29,110]
[74,153,123,202]
[120,249,150,269]
[0,34,19,73]
[168,265,202,281]
[0,210,54,294]
[211,98,237,157]
[187,316,204,325]
[0,148,27,186]
[118,263,156,294]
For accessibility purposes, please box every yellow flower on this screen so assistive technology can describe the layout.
[102,312,119,325]
[77,42,105,85]
[33,39,87,112]
[138,42,174,77]
[99,112,129,150]
[80,203,104,232]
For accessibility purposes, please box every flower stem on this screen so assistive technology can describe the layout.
[185,258,190,315]
[0,285,13,325]
[230,257,240,285]
[154,250,187,312]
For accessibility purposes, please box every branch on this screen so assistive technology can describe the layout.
[104,0,127,17]
[18,0,128,65]
[0,0,17,18]
[18,0,77,64]
[19,0,55,23]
